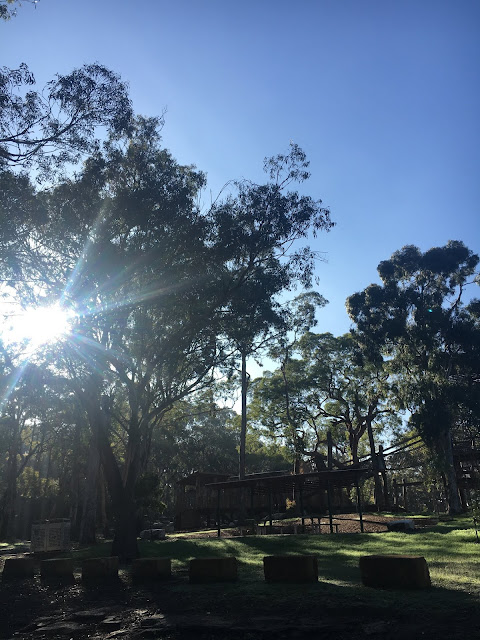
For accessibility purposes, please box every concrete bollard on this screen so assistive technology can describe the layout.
[82,556,119,580]
[189,557,238,583]
[131,557,171,580]
[359,554,431,589]
[263,555,318,583]
[40,557,74,580]
[2,557,35,579]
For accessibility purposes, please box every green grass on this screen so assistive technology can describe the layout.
[70,517,480,618]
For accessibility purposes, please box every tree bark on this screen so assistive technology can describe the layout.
[79,439,100,544]
[111,491,138,560]
[81,385,139,560]
[239,350,247,480]
[438,428,463,515]
[366,420,384,511]
[0,422,19,540]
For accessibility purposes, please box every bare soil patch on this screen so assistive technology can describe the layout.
[179,513,431,538]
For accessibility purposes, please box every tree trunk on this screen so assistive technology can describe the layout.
[69,419,83,540]
[366,421,384,511]
[0,431,19,540]
[239,350,247,480]
[79,440,100,544]
[81,386,139,561]
[111,494,138,560]
[438,428,463,515]
[349,430,361,466]
[98,466,109,538]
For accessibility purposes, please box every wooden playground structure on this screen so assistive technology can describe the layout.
[174,434,480,534]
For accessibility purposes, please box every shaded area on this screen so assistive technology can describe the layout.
[0,569,478,639]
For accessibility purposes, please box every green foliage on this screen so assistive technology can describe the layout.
[0,91,334,553]
[251,331,400,465]
[469,490,480,542]
[17,466,58,499]
[134,472,166,515]
[0,62,132,174]
[347,241,480,444]
[0,0,37,20]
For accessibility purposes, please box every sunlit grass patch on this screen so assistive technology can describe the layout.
[69,516,480,614]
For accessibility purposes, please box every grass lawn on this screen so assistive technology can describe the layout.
[71,516,480,622]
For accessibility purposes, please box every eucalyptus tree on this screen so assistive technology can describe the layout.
[212,146,334,477]
[251,330,397,502]
[0,350,54,538]
[248,292,328,473]
[0,62,132,175]
[347,241,480,513]
[0,0,38,20]
[2,123,334,557]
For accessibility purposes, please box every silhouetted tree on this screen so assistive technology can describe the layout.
[0,63,132,175]
[347,241,480,513]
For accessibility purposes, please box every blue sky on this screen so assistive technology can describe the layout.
[2,0,479,338]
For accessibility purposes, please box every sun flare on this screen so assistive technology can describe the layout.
[9,304,74,348]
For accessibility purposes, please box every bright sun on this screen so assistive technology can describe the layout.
[10,304,74,348]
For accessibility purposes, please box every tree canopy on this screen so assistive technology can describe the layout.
[0,118,334,556]
[347,241,480,512]
[0,63,133,175]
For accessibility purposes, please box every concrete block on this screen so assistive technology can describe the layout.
[2,557,35,579]
[40,557,74,579]
[82,556,119,580]
[359,554,431,589]
[263,555,318,583]
[189,557,238,583]
[131,557,171,580]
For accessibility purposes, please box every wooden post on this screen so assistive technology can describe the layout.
[326,430,334,533]
[268,484,273,532]
[392,478,398,510]
[327,431,333,469]
[217,489,221,538]
[402,477,408,512]
[299,480,305,533]
[326,479,334,534]
[355,477,364,533]
[379,445,390,509]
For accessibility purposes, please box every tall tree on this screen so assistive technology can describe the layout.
[347,241,480,513]
[2,125,334,557]
[214,145,334,478]
[251,330,397,497]
[0,63,132,175]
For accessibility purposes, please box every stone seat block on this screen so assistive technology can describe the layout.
[82,556,119,580]
[189,557,238,583]
[131,557,171,580]
[2,557,35,579]
[263,555,318,583]
[41,557,74,579]
[386,519,415,532]
[359,554,431,589]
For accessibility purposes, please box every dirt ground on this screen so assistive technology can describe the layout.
[0,515,475,640]
[181,513,432,538]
